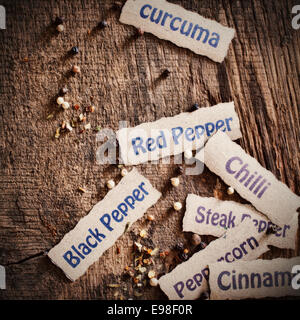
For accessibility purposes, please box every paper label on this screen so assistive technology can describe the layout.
[197,131,300,227]
[117,102,241,165]
[158,220,270,300]
[183,194,298,250]
[209,257,300,299]
[119,0,235,62]
[48,169,161,281]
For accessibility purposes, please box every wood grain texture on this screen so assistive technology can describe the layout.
[0,0,299,300]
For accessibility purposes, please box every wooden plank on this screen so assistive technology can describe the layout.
[0,0,299,299]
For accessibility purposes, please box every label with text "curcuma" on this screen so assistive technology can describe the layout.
[197,132,300,227]
[209,257,300,300]
[158,220,270,300]
[48,169,161,281]
[119,0,235,62]
[183,195,298,250]
[117,102,241,165]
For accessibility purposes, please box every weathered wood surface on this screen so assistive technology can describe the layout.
[0,0,299,299]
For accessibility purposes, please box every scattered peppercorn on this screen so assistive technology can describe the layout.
[56,24,64,32]
[121,168,128,177]
[61,101,70,110]
[173,201,182,211]
[56,96,64,105]
[175,242,184,251]
[112,1,123,10]
[266,224,279,235]
[170,177,180,187]
[70,46,79,55]
[147,214,154,221]
[161,69,170,78]
[107,179,115,189]
[183,248,189,254]
[199,291,210,300]
[190,103,200,111]
[178,252,189,261]
[200,241,207,249]
[72,65,80,73]
[227,186,235,195]
[60,86,69,95]
[139,229,147,238]
[98,20,108,28]
[54,17,63,25]
[150,278,158,287]
[177,166,184,175]
[73,103,80,110]
[191,234,201,246]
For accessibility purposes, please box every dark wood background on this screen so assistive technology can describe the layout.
[0,0,299,300]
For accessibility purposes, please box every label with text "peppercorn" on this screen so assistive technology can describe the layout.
[48,169,161,281]
[158,220,270,300]
[120,0,235,62]
[117,102,241,165]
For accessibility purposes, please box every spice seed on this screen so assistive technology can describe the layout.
[191,234,201,246]
[173,202,182,211]
[147,214,154,221]
[227,186,235,195]
[139,229,147,238]
[72,65,80,73]
[70,46,79,55]
[150,278,158,287]
[170,177,180,187]
[56,97,64,105]
[56,24,64,32]
[148,270,155,279]
[107,179,115,189]
[121,168,128,177]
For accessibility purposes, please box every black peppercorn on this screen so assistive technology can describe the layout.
[54,17,63,25]
[199,291,210,300]
[175,242,184,251]
[98,20,108,28]
[177,166,184,175]
[178,252,189,261]
[70,46,79,55]
[112,1,123,10]
[266,224,279,235]
[190,103,200,111]
[200,241,207,249]
[59,87,69,95]
[161,69,171,78]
